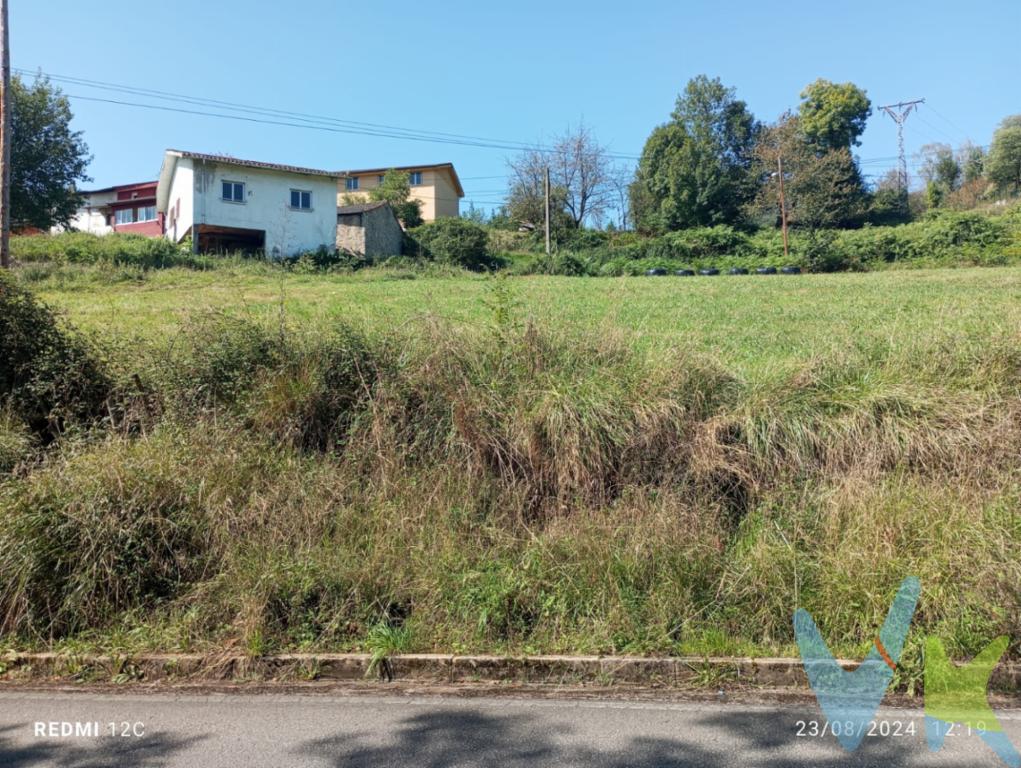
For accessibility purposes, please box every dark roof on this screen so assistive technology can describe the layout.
[167,149,339,178]
[81,180,157,195]
[337,201,390,215]
[338,162,464,197]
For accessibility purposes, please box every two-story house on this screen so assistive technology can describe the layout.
[156,150,340,256]
[57,181,163,236]
[337,163,464,221]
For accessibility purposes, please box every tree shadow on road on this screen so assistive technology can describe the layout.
[0,722,208,767]
[297,704,991,767]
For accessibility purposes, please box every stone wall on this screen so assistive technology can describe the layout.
[336,203,403,259]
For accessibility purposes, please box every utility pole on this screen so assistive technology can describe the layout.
[543,165,551,257]
[878,99,925,191]
[777,156,789,261]
[0,0,10,269]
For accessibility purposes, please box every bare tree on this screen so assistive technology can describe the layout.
[608,163,633,230]
[507,123,614,230]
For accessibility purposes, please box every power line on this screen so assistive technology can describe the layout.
[912,112,959,145]
[16,66,643,161]
[922,103,971,142]
[15,67,542,150]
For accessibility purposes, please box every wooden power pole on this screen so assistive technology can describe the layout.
[777,156,789,261]
[0,0,10,269]
[543,165,551,257]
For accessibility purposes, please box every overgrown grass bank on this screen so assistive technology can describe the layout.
[1,273,1019,680]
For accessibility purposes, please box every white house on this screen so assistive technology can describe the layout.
[156,149,340,257]
[55,181,162,237]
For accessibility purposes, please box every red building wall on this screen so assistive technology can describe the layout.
[106,181,163,236]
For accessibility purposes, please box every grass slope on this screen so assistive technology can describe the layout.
[29,264,1021,381]
[1,265,1019,689]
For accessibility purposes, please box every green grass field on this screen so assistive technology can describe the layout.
[33,265,1021,381]
[3,263,1020,677]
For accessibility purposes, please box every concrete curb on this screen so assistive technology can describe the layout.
[2,652,1019,691]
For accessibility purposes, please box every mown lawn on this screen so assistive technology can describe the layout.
[35,265,1021,381]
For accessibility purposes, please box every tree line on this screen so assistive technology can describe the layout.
[5,72,1021,238]
[501,76,1021,239]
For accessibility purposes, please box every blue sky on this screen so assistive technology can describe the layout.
[13,0,1021,212]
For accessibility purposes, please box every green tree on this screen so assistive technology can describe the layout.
[919,143,961,189]
[749,112,867,230]
[798,79,871,151]
[631,75,758,232]
[958,142,986,184]
[368,168,424,227]
[919,143,961,209]
[986,115,1021,197]
[10,75,91,230]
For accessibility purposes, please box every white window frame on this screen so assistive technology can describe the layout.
[409,171,423,186]
[114,208,135,225]
[222,180,245,203]
[345,177,359,191]
[138,205,157,222]
[289,189,312,210]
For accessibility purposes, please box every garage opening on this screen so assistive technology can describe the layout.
[194,224,266,255]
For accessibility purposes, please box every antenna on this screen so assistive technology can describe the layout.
[878,99,925,190]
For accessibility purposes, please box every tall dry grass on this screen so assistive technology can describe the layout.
[0,285,1018,668]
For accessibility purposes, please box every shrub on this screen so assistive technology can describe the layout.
[0,274,110,437]
[0,428,295,637]
[249,325,380,452]
[156,314,280,411]
[663,226,752,259]
[408,218,493,270]
[559,228,610,251]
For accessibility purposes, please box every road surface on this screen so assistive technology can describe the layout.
[1,689,1018,767]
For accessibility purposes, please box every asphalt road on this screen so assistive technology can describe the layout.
[1,689,1019,767]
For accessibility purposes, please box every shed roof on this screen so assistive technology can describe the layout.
[337,201,391,215]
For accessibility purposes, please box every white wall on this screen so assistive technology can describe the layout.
[52,190,116,234]
[182,159,337,256]
[164,159,194,245]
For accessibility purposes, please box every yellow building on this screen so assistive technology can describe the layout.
[337,163,464,222]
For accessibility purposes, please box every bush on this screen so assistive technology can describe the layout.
[408,218,493,270]
[0,274,110,437]
[559,228,610,251]
[0,429,259,636]
[659,226,752,259]
[249,325,379,452]
[154,314,280,412]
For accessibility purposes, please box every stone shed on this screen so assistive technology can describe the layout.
[336,201,403,259]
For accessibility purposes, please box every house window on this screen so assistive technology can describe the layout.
[138,205,157,221]
[345,177,359,191]
[115,208,135,225]
[222,181,245,203]
[377,175,386,184]
[289,189,312,210]
[409,171,423,186]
